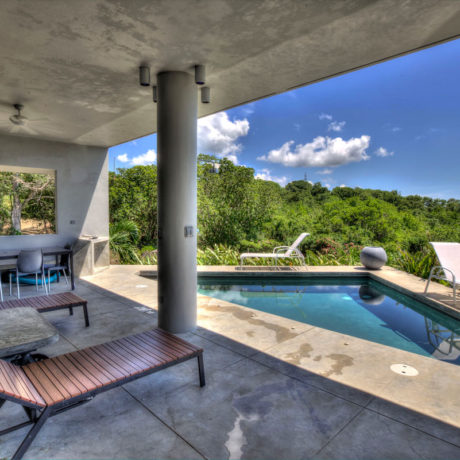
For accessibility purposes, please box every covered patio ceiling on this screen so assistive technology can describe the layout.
[0,0,460,148]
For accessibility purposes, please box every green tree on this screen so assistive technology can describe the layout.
[0,172,55,234]
[109,166,158,245]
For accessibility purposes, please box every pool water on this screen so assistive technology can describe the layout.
[198,276,460,365]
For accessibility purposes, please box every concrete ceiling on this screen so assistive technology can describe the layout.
[0,0,459,148]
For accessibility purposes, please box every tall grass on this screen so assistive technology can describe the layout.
[112,238,438,281]
[389,249,436,279]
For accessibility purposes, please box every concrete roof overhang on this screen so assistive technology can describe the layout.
[0,0,459,148]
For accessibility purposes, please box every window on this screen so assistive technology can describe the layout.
[0,169,56,235]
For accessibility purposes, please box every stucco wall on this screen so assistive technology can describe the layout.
[0,134,108,251]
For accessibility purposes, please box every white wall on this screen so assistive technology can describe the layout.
[0,134,108,250]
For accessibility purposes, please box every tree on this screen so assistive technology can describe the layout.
[109,166,158,245]
[0,172,55,234]
[197,155,270,247]
[106,160,460,270]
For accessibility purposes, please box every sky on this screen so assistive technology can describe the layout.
[109,38,460,200]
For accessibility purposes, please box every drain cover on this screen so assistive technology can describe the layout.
[390,364,419,376]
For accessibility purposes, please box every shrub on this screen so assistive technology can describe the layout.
[109,221,141,264]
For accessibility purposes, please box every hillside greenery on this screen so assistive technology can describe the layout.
[109,155,460,278]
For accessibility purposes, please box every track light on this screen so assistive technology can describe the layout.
[139,65,150,86]
[201,86,210,104]
[152,86,158,103]
[195,65,206,85]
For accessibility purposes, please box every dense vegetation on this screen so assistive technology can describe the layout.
[109,155,460,278]
[0,172,55,235]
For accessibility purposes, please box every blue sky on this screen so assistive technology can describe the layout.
[109,38,460,199]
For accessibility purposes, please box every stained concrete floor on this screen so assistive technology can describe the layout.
[0,265,459,459]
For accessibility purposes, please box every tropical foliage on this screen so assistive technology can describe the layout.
[109,155,460,279]
[109,220,141,264]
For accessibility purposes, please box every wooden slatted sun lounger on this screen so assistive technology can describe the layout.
[0,328,205,459]
[0,292,89,327]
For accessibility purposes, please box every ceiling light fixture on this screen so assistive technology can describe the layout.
[201,86,210,104]
[139,65,150,86]
[195,65,206,85]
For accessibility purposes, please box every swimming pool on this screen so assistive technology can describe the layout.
[198,276,460,365]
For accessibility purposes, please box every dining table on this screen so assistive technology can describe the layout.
[0,246,75,290]
[0,307,59,364]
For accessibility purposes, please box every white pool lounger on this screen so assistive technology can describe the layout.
[425,242,460,306]
[240,232,309,267]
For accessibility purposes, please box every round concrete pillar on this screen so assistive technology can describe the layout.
[157,71,197,333]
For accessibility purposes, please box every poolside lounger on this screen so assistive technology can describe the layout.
[424,242,460,306]
[240,232,309,267]
[0,328,205,460]
[0,292,89,327]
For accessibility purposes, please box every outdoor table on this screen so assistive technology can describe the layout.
[0,307,59,364]
[0,246,75,290]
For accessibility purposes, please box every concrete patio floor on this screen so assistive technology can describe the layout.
[0,265,459,459]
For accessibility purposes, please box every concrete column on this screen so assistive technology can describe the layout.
[157,71,197,333]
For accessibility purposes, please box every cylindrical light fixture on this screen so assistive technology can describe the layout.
[139,65,150,86]
[201,86,211,104]
[195,65,206,85]
[152,86,158,103]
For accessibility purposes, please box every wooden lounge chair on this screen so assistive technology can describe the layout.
[0,292,89,327]
[0,328,205,459]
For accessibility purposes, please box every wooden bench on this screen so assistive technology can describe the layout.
[0,292,89,327]
[0,328,205,459]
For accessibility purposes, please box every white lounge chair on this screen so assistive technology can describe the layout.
[240,232,309,267]
[424,242,460,306]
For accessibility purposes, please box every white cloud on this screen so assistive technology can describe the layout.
[255,168,288,187]
[318,168,333,175]
[375,147,394,157]
[294,123,301,131]
[319,113,333,121]
[258,135,371,168]
[117,153,129,163]
[224,154,239,165]
[328,121,346,132]
[131,149,157,165]
[198,112,250,164]
[391,127,401,132]
[339,184,347,188]
[241,103,255,116]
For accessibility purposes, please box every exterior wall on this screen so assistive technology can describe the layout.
[0,134,109,274]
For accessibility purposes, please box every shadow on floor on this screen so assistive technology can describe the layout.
[0,277,459,459]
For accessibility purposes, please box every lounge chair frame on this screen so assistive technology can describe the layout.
[240,233,309,267]
[424,265,457,306]
[424,242,460,307]
[0,330,205,459]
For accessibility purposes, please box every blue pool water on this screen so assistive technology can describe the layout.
[198,277,460,365]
